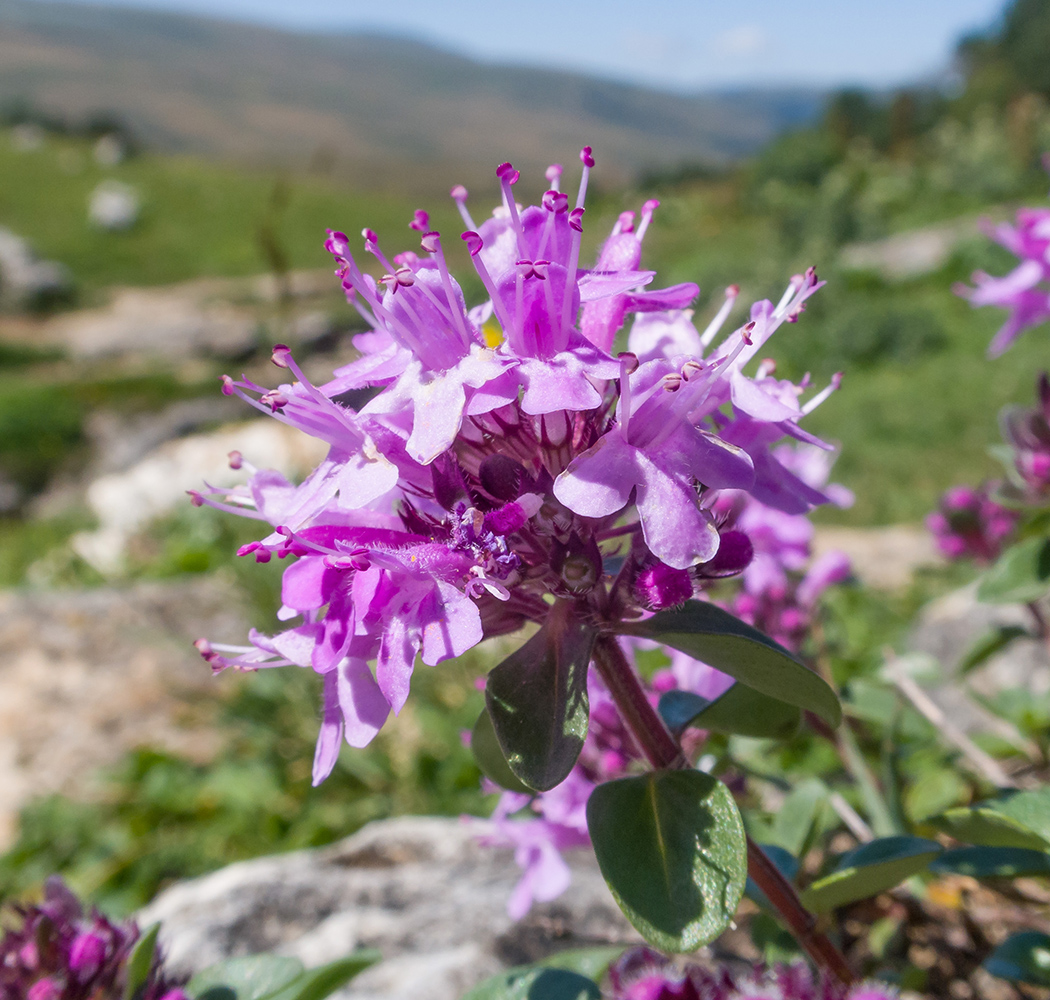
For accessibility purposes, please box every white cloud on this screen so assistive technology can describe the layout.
[712,24,770,58]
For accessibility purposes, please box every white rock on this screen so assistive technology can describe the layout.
[88,180,139,230]
[73,420,328,574]
[139,816,638,1000]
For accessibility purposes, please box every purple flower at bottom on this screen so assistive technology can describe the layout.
[606,950,897,1000]
[0,878,187,1000]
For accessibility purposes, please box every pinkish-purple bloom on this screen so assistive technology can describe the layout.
[957,161,1050,357]
[195,149,841,786]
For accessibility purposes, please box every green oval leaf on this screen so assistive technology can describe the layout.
[124,922,161,1000]
[586,770,747,952]
[534,947,626,982]
[620,601,840,727]
[800,836,942,913]
[985,931,1050,986]
[262,951,381,1000]
[658,684,801,740]
[461,966,601,1000]
[186,956,305,1000]
[485,601,595,791]
[931,789,1050,851]
[930,846,1050,879]
[978,535,1050,604]
[471,708,532,794]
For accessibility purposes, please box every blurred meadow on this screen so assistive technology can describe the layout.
[1,0,1050,946]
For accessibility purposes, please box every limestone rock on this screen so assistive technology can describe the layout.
[139,816,638,1000]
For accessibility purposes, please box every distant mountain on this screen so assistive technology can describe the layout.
[0,0,825,192]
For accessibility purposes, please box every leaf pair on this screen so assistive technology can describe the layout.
[478,599,841,794]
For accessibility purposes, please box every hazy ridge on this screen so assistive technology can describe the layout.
[0,0,823,191]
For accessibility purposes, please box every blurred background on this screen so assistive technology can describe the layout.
[0,0,1049,914]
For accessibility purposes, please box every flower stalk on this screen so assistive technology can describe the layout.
[592,635,856,986]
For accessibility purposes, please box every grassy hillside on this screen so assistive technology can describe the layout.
[0,0,822,191]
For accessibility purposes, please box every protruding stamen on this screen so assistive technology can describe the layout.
[324,229,351,257]
[801,372,843,415]
[662,373,683,392]
[618,352,637,437]
[260,390,289,412]
[613,211,635,236]
[497,162,528,259]
[635,199,659,242]
[409,209,429,232]
[562,206,585,332]
[271,344,292,368]
[463,232,514,334]
[542,190,568,214]
[681,359,704,381]
[362,229,397,273]
[228,450,243,469]
[576,146,594,209]
[421,231,473,349]
[450,184,476,230]
[220,374,236,396]
[545,163,563,190]
[755,358,776,379]
[700,286,739,350]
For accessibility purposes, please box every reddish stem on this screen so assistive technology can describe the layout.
[591,636,855,986]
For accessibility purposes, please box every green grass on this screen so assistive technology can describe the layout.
[0,130,437,293]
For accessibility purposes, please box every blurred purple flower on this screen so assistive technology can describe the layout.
[956,161,1050,357]
[0,877,186,1000]
[926,483,1018,563]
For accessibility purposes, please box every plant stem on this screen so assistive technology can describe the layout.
[592,635,856,986]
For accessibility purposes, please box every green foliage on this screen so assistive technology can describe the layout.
[461,967,600,1000]
[984,930,1050,987]
[485,603,594,791]
[587,771,747,953]
[124,922,161,1000]
[186,952,379,1000]
[657,685,801,741]
[977,535,1050,603]
[930,846,1050,879]
[470,708,531,794]
[624,601,841,727]
[0,131,428,293]
[800,836,942,913]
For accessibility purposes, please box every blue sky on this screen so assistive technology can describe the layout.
[41,0,1009,91]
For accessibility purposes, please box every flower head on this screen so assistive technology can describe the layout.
[196,150,840,784]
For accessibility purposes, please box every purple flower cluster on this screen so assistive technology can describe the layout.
[195,149,841,786]
[606,949,896,1000]
[0,878,186,1000]
[956,158,1050,357]
[926,484,1018,563]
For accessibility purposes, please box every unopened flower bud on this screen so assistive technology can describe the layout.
[699,530,753,578]
[635,563,693,610]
